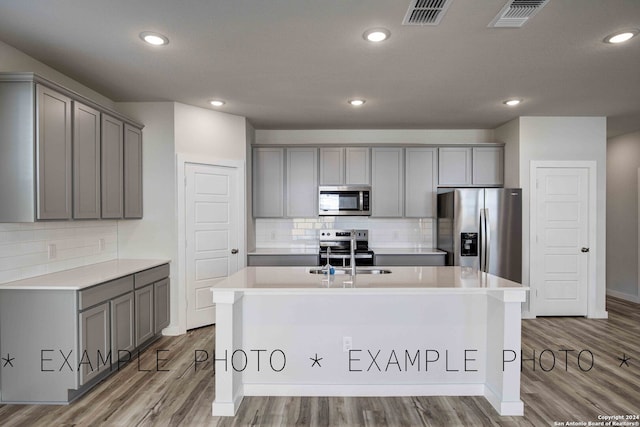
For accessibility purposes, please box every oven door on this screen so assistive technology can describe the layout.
[319,252,374,267]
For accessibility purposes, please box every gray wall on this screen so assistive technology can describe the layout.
[606,130,640,301]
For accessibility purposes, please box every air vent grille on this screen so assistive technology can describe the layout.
[489,0,549,28]
[402,0,453,26]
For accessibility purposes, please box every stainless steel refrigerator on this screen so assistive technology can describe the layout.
[437,188,522,282]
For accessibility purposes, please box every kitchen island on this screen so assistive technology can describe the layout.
[210,266,528,417]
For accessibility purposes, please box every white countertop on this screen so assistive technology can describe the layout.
[0,259,170,290]
[248,248,319,255]
[371,247,446,255]
[211,266,528,295]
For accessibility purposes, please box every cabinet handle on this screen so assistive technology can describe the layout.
[231,249,239,254]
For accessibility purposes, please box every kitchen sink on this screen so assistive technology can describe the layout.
[309,268,392,275]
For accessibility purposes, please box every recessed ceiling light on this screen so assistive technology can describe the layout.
[363,28,390,43]
[139,31,169,46]
[210,100,225,107]
[603,29,638,44]
[348,99,366,107]
[503,99,522,106]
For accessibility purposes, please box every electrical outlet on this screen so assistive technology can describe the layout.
[47,243,57,260]
[343,336,352,352]
[270,231,276,240]
[392,230,399,240]
[98,238,106,251]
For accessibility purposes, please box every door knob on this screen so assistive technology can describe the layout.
[231,249,239,254]
[581,247,589,253]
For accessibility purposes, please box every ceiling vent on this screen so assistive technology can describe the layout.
[489,0,550,28]
[402,0,453,26]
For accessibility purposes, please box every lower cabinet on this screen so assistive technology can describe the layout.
[154,278,170,334]
[0,262,170,404]
[79,303,110,386]
[135,285,155,347]
[375,254,446,266]
[248,254,319,267]
[111,292,135,362]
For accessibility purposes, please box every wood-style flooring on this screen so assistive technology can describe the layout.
[1,296,638,426]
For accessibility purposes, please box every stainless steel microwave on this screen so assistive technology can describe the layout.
[318,186,371,216]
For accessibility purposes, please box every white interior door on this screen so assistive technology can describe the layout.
[186,163,239,329]
[533,167,589,316]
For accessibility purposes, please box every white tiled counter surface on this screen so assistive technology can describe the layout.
[0,259,170,290]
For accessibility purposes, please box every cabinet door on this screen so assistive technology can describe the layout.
[286,147,318,217]
[36,85,72,219]
[111,292,135,362]
[123,124,143,218]
[472,147,504,186]
[73,102,101,219]
[372,148,403,217]
[79,303,110,385]
[101,114,124,218]
[405,147,437,217]
[135,285,154,346]
[154,278,170,334]
[253,147,284,217]
[319,147,344,185]
[438,147,472,186]
[345,147,370,185]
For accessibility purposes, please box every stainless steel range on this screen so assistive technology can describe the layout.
[318,229,374,267]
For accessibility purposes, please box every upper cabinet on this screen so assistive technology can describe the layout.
[0,73,144,222]
[438,147,472,186]
[438,146,504,187]
[73,101,101,219]
[37,85,73,220]
[286,148,318,218]
[371,147,403,217]
[319,147,370,185]
[472,147,504,186]
[253,147,285,217]
[101,115,124,219]
[405,147,437,217]
[253,147,318,218]
[124,125,143,219]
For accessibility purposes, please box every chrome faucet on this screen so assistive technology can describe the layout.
[350,229,357,276]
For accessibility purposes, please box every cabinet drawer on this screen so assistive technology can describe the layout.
[134,264,170,289]
[79,275,134,311]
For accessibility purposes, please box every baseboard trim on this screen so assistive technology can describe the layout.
[607,289,640,304]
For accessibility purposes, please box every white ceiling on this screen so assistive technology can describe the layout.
[0,0,639,137]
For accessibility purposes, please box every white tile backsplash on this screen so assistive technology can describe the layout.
[255,217,435,249]
[0,221,118,284]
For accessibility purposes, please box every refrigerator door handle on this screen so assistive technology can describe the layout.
[479,208,485,272]
[484,208,490,273]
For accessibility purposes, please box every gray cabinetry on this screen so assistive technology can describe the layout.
[111,292,135,361]
[37,85,73,219]
[154,278,170,334]
[79,303,110,385]
[405,147,437,217]
[472,147,504,186]
[372,147,404,217]
[0,261,169,404]
[286,147,318,217]
[319,147,370,185]
[248,254,319,266]
[375,254,446,266]
[101,114,124,218]
[124,124,143,218]
[0,73,144,222]
[438,147,472,186]
[253,147,284,217]
[438,146,504,187]
[135,285,155,346]
[73,101,101,219]
[345,147,370,185]
[319,147,344,185]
